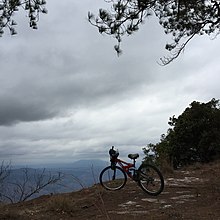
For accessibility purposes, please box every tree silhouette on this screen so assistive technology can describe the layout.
[88,0,220,64]
[2,1,220,65]
[153,98,220,168]
[0,0,47,37]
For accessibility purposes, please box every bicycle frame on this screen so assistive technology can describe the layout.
[113,157,136,179]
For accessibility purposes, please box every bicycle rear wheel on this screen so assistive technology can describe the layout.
[99,166,127,191]
[138,164,164,196]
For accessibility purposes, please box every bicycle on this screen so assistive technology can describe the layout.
[99,146,164,196]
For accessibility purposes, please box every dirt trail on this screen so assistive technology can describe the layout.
[0,161,219,220]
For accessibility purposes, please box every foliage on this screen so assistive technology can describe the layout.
[88,0,220,64]
[142,143,156,164]
[145,98,220,168]
[2,1,220,65]
[0,0,47,37]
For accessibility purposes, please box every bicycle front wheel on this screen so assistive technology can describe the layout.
[99,166,127,191]
[138,164,164,196]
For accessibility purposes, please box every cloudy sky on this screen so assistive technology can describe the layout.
[0,0,219,166]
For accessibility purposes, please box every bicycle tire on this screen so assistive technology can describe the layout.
[99,166,127,191]
[137,164,164,196]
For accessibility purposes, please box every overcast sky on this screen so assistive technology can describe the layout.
[0,0,219,166]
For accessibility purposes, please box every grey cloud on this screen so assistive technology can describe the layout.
[0,1,169,127]
[0,41,161,126]
[0,96,58,125]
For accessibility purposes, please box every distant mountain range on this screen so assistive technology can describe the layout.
[13,159,109,169]
[69,159,109,168]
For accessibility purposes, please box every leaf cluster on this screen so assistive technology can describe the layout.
[0,0,47,37]
[88,0,154,55]
[89,0,220,64]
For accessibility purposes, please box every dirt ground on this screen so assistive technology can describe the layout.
[0,161,220,220]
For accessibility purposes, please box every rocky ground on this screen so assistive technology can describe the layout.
[0,161,219,220]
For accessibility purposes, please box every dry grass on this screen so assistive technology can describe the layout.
[157,158,174,175]
[0,205,23,220]
[46,185,111,219]
[47,194,76,214]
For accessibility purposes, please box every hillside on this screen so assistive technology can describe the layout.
[0,161,219,220]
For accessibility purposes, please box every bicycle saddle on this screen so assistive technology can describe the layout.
[128,154,139,160]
